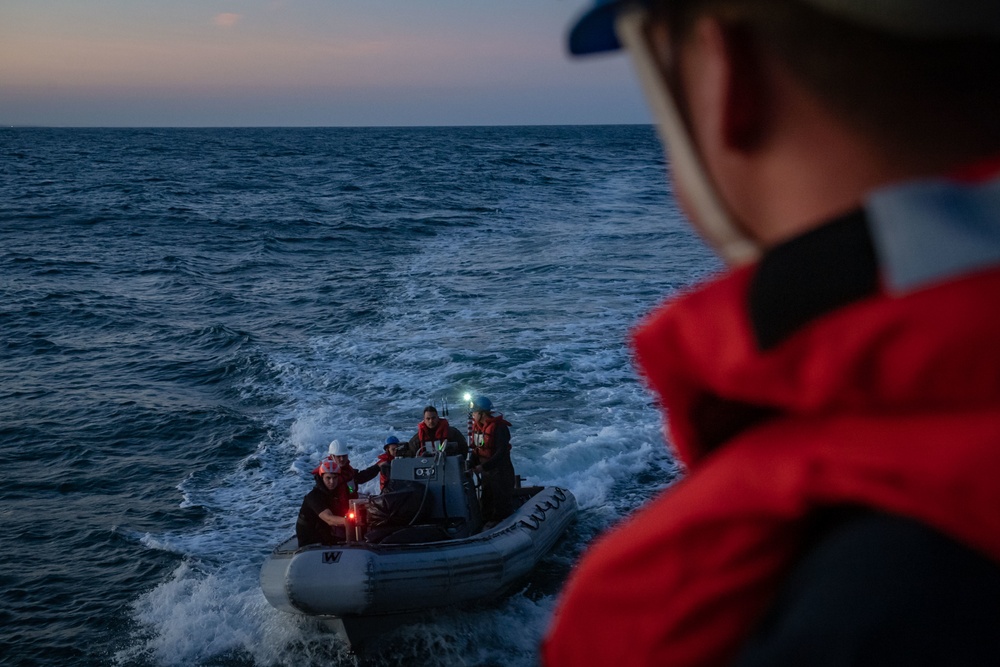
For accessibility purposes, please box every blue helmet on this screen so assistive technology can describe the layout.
[385,435,400,446]
[470,395,493,412]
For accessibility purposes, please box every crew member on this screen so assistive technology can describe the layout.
[295,460,348,546]
[403,405,469,459]
[469,396,515,525]
[545,1,1000,665]
[325,439,380,500]
[377,435,400,492]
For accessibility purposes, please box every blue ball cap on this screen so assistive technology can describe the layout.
[568,0,1000,51]
[568,0,634,55]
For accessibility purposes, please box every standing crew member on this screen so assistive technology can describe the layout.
[546,1,1000,665]
[469,396,515,525]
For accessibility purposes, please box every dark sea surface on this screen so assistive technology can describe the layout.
[0,126,718,666]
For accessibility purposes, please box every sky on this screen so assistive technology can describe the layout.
[0,0,651,127]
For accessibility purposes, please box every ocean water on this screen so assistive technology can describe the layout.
[0,126,718,666]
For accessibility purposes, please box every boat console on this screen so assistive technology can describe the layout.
[347,452,483,544]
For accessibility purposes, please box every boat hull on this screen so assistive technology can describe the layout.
[260,485,576,618]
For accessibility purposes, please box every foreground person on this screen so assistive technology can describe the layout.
[545,1,1000,665]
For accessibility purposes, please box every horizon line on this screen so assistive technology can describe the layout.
[2,122,653,130]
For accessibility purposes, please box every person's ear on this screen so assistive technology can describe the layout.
[712,19,769,152]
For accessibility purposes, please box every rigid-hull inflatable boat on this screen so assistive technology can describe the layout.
[260,453,577,647]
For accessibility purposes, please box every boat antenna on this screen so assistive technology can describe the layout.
[464,392,474,452]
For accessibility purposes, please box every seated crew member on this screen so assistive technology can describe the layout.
[402,405,469,459]
[295,460,348,546]
[377,436,400,493]
[468,395,515,525]
[324,439,380,500]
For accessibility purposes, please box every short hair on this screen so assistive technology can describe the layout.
[422,405,438,416]
[652,0,1000,165]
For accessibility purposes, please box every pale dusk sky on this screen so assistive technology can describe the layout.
[0,0,650,127]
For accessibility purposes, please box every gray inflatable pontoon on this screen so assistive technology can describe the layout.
[260,452,577,648]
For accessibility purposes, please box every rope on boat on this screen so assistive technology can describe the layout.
[518,488,572,530]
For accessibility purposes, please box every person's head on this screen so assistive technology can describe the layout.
[318,459,340,490]
[384,435,400,456]
[470,395,493,424]
[422,406,440,429]
[328,439,350,466]
[570,0,1000,260]
[649,0,1000,159]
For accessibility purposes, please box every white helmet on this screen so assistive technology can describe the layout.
[328,439,349,457]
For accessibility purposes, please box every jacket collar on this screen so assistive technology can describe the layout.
[633,174,1000,466]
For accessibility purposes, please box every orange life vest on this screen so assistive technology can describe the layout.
[340,465,359,496]
[471,414,510,460]
[416,418,451,456]
[376,452,393,491]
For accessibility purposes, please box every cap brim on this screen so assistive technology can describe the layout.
[568,1,626,55]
